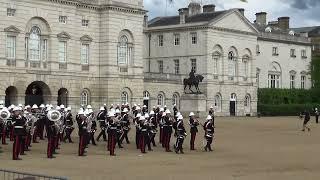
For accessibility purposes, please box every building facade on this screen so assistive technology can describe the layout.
[0,0,145,110]
[144,3,311,116]
[0,1,312,116]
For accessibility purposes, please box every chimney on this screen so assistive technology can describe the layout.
[182,8,189,17]
[255,12,267,26]
[238,8,245,16]
[278,17,290,30]
[188,2,201,16]
[143,15,148,28]
[203,4,215,13]
[178,8,186,24]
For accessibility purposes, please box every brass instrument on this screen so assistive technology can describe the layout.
[47,110,63,133]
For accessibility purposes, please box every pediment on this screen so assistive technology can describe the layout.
[209,10,258,34]
[4,25,21,33]
[80,35,93,42]
[57,31,71,40]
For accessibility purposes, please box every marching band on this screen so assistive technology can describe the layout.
[0,102,216,160]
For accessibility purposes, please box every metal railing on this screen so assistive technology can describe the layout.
[0,169,68,180]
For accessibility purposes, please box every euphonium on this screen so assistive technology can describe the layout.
[0,109,10,120]
[47,110,62,122]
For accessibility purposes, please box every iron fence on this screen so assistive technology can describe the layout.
[0,169,68,180]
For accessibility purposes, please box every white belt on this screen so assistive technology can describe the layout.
[14,126,24,128]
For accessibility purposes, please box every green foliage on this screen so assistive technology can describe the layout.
[258,88,320,105]
[258,88,320,116]
[311,56,320,88]
[258,104,317,116]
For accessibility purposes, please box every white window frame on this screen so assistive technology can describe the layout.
[6,35,16,59]
[143,91,150,100]
[59,41,67,63]
[80,91,89,106]
[290,75,295,89]
[290,49,296,57]
[301,76,306,89]
[214,94,222,112]
[174,59,179,74]
[42,39,48,61]
[158,35,163,47]
[228,52,236,78]
[29,26,41,61]
[191,32,197,45]
[174,34,180,46]
[117,36,131,65]
[7,8,15,17]
[121,92,128,104]
[301,49,307,58]
[82,19,89,27]
[157,94,165,106]
[272,47,278,56]
[213,53,220,75]
[268,74,280,88]
[81,43,89,64]
[59,16,68,24]
[172,94,179,106]
[191,59,197,73]
[158,60,163,73]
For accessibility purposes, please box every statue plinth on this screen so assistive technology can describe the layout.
[180,94,206,118]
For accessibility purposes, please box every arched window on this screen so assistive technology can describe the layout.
[244,95,251,107]
[213,52,221,75]
[80,90,89,106]
[143,91,150,100]
[268,62,281,88]
[242,56,249,78]
[157,94,164,106]
[230,93,237,101]
[228,51,237,78]
[172,93,179,106]
[214,94,222,112]
[29,26,41,61]
[117,35,132,65]
[121,91,128,104]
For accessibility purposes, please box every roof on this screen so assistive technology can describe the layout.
[148,11,227,27]
[291,26,320,33]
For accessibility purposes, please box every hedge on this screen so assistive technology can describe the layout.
[258,88,320,105]
[258,104,318,116]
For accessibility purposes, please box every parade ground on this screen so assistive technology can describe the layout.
[0,116,320,180]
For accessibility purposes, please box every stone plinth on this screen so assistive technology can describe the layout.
[180,94,206,118]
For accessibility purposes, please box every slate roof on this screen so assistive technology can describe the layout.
[148,10,228,27]
[291,26,320,33]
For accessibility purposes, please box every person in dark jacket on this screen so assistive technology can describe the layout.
[302,110,311,132]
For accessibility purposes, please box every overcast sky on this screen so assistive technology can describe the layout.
[144,0,320,28]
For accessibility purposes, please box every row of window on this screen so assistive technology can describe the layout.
[157,59,196,74]
[156,52,251,80]
[158,32,197,47]
[7,8,90,27]
[6,27,90,64]
[267,74,306,89]
[213,93,252,113]
[271,47,307,58]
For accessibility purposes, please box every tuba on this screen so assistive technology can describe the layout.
[47,110,62,122]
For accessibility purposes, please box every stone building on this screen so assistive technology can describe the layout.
[144,3,311,116]
[0,1,312,116]
[0,0,145,110]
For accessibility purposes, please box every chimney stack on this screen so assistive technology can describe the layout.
[203,4,215,13]
[178,8,186,24]
[278,17,290,30]
[238,8,245,16]
[255,12,267,26]
[188,2,201,16]
[143,15,148,28]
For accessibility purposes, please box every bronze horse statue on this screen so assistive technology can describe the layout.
[183,75,204,94]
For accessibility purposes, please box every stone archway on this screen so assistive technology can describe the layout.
[57,88,68,106]
[5,86,18,107]
[25,81,51,106]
